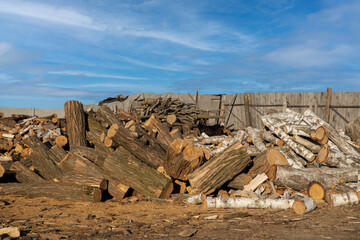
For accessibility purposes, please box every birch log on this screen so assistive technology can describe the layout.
[204,197,294,209]
[292,196,317,214]
[325,191,359,207]
[246,127,267,152]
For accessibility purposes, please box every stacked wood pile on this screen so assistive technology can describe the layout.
[0,100,359,216]
[187,108,360,214]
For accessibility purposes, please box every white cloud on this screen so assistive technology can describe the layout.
[118,56,187,72]
[0,0,104,30]
[0,42,12,56]
[49,70,147,80]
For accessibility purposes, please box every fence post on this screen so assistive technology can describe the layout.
[244,93,251,127]
[324,88,332,123]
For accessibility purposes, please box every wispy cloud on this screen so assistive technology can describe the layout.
[0,0,104,30]
[118,55,188,72]
[49,70,147,80]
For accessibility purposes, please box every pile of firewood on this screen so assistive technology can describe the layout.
[0,100,359,215]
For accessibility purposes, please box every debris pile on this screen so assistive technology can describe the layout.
[0,99,359,216]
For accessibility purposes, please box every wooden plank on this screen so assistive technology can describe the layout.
[324,87,332,122]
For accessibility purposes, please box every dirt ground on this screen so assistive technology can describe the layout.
[0,195,359,240]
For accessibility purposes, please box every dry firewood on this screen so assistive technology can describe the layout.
[86,129,113,154]
[277,146,306,168]
[292,194,317,214]
[165,139,204,181]
[64,100,87,148]
[291,135,320,153]
[204,197,294,209]
[70,145,108,164]
[303,109,360,156]
[188,142,251,195]
[227,173,253,190]
[144,114,174,148]
[345,117,360,144]
[325,191,359,207]
[261,115,316,162]
[246,127,267,152]
[260,131,284,146]
[97,105,123,126]
[55,135,68,148]
[186,193,206,205]
[0,159,12,178]
[166,114,177,125]
[317,144,360,168]
[0,227,20,238]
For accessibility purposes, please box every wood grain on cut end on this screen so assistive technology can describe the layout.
[292,200,306,214]
[55,135,68,148]
[267,148,289,166]
[308,181,325,200]
[93,188,103,202]
[317,146,329,164]
[107,124,119,138]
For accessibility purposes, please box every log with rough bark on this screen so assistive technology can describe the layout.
[261,116,316,162]
[70,145,108,164]
[0,159,12,178]
[144,114,174,148]
[0,182,95,201]
[246,127,267,152]
[49,144,67,163]
[227,173,253,190]
[248,148,289,178]
[317,144,360,168]
[204,197,294,209]
[64,100,87,148]
[9,161,45,182]
[97,105,123,126]
[303,109,359,156]
[24,136,63,180]
[98,147,172,199]
[165,139,204,181]
[188,143,251,195]
[345,117,360,144]
[107,123,166,169]
[86,129,114,154]
[267,165,358,191]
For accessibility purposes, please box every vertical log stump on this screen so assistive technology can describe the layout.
[64,100,87,148]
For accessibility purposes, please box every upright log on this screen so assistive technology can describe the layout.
[64,100,87,148]
[107,124,166,169]
[188,143,251,195]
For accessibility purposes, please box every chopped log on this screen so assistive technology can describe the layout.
[86,129,113,154]
[246,127,267,152]
[317,145,360,168]
[0,159,12,178]
[227,173,252,190]
[59,172,101,187]
[310,126,326,141]
[170,127,182,139]
[307,182,325,200]
[243,173,268,192]
[104,136,119,149]
[188,143,251,195]
[260,131,284,146]
[292,135,320,153]
[9,161,45,182]
[24,136,63,180]
[345,117,360,144]
[49,144,67,163]
[261,116,316,162]
[277,146,306,168]
[98,147,172,198]
[304,109,359,156]
[0,139,13,152]
[165,139,204,181]
[93,188,103,202]
[204,197,294,209]
[267,165,357,191]
[59,152,129,200]
[117,108,137,121]
[248,148,289,178]
[55,135,68,148]
[97,105,122,126]
[144,114,174,148]
[70,145,108,164]
[186,193,206,204]
[107,124,166,169]
[292,196,317,214]
[167,114,177,125]
[0,182,95,201]
[64,100,87,148]
[282,124,311,138]
[325,191,359,207]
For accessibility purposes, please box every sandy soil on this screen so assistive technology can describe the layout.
[0,195,359,239]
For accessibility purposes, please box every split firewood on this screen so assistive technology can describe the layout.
[204,197,294,209]
[188,142,251,195]
[165,139,204,181]
[261,115,316,162]
[0,159,12,178]
[0,227,21,238]
[64,100,87,148]
[303,109,360,156]
[227,173,253,190]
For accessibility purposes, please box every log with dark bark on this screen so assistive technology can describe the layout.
[107,123,166,169]
[98,147,172,198]
[70,145,108,164]
[0,159,12,178]
[227,173,253,190]
[144,114,174,148]
[165,139,204,181]
[188,143,251,195]
[24,136,63,180]
[97,105,122,126]
[64,100,87,148]
[0,182,95,202]
[9,161,45,182]
[86,129,113,154]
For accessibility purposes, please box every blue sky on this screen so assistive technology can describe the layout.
[0,0,359,108]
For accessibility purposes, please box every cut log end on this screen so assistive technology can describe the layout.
[93,188,103,202]
[317,146,329,164]
[292,200,307,214]
[107,124,120,138]
[267,148,288,166]
[55,135,68,148]
[308,181,325,200]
